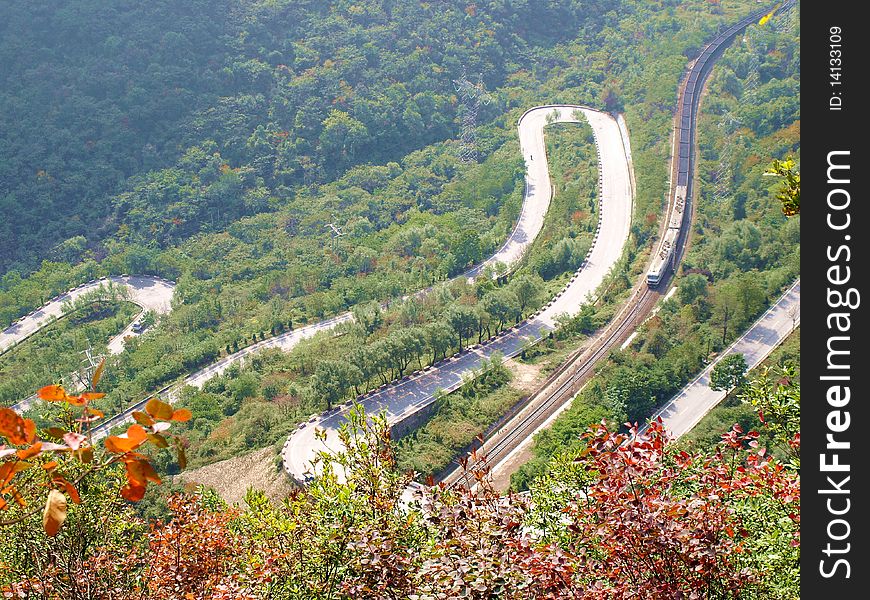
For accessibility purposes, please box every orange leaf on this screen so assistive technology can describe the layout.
[37,385,68,402]
[15,442,42,460]
[145,398,174,421]
[171,409,192,422]
[42,461,59,471]
[120,483,146,502]
[53,476,82,504]
[132,411,155,427]
[23,419,36,444]
[91,358,106,389]
[79,392,106,401]
[65,395,88,407]
[86,407,105,418]
[0,408,30,445]
[125,459,161,487]
[104,424,148,454]
[6,485,26,508]
[0,463,15,487]
[43,489,67,537]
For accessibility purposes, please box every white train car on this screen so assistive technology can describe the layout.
[647,185,687,287]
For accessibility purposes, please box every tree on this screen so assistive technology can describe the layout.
[481,288,520,332]
[424,321,454,365]
[709,352,748,395]
[677,272,708,307]
[310,359,362,410]
[445,304,477,350]
[764,156,800,216]
[509,274,542,317]
[710,280,740,347]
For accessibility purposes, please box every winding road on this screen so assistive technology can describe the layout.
[0,275,175,356]
[86,105,633,442]
[282,105,634,483]
[2,276,176,412]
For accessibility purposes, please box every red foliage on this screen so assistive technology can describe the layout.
[563,419,800,598]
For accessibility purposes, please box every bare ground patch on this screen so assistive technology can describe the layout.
[174,446,296,507]
[503,357,546,393]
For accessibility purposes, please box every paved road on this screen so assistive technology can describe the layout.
[4,276,176,411]
[648,279,800,439]
[1,275,175,355]
[283,105,634,483]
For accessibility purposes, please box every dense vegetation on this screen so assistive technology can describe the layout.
[1,388,800,598]
[1,0,615,275]
[0,1,801,596]
[0,289,138,406]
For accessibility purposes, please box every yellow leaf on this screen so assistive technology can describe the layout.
[43,490,67,537]
[91,358,106,389]
[145,398,174,421]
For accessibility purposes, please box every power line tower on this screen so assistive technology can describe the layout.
[74,347,104,390]
[325,222,345,253]
[452,68,493,163]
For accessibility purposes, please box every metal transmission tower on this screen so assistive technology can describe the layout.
[452,69,493,163]
[325,222,345,253]
[713,110,742,202]
[73,347,105,390]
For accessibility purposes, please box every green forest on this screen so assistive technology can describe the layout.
[1,0,800,597]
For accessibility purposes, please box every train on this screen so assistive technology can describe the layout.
[646,186,686,286]
[646,1,791,287]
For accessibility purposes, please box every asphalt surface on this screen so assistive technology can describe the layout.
[647,279,800,439]
[282,105,634,483]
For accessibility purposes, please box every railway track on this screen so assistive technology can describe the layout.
[442,2,789,490]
